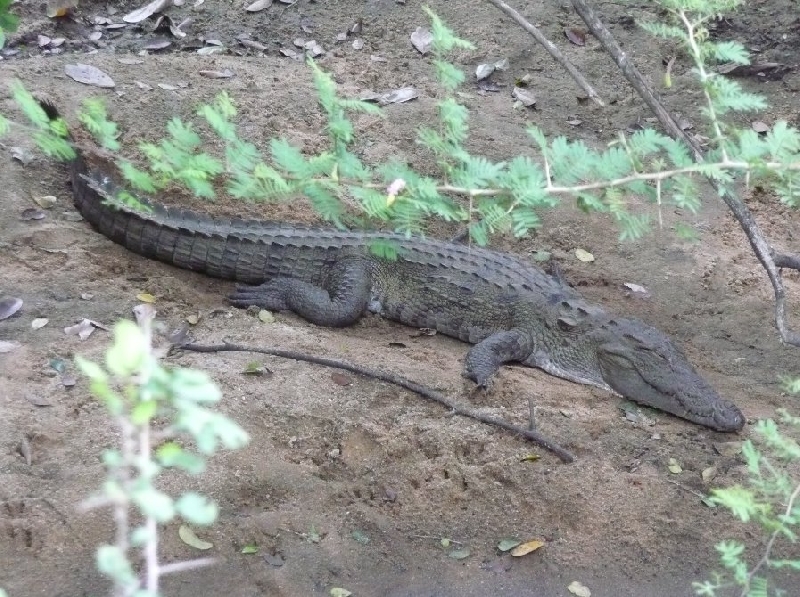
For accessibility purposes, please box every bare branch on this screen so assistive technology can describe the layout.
[178,341,577,463]
[571,0,800,347]
[483,0,604,106]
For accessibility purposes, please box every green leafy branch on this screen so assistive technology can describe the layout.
[77,308,249,596]
[0,0,19,50]
[5,3,800,247]
[694,406,800,597]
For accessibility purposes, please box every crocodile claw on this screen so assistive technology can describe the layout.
[462,369,494,391]
[228,282,289,311]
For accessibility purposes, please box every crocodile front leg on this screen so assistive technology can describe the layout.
[229,257,372,327]
[464,328,535,387]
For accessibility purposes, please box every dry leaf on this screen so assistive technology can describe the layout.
[243,362,270,376]
[476,63,495,80]
[497,538,521,552]
[713,441,743,457]
[18,436,32,465]
[0,341,21,353]
[575,248,595,262]
[568,581,591,597]
[564,28,586,46]
[410,26,432,54]
[510,539,544,557]
[31,318,49,330]
[123,0,172,23]
[239,38,268,51]
[65,64,116,88]
[20,208,46,221]
[624,282,650,298]
[667,457,683,474]
[11,146,34,165]
[0,297,23,320]
[304,40,324,57]
[143,38,172,50]
[64,319,102,340]
[511,86,536,107]
[33,195,57,208]
[196,46,223,55]
[246,0,272,11]
[178,525,213,550]
[199,68,235,78]
[379,86,418,105]
[46,0,78,18]
[701,466,718,483]
[448,547,471,560]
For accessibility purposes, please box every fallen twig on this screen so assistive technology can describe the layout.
[571,0,800,347]
[483,0,604,106]
[178,341,576,463]
[666,478,709,501]
[772,251,800,271]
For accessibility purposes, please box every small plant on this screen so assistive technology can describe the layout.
[0,0,19,49]
[77,306,249,596]
[694,407,800,597]
[6,3,800,249]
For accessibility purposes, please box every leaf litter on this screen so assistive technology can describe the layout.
[0,297,23,320]
[65,64,115,88]
[64,318,108,340]
[510,539,544,557]
[123,0,172,24]
[178,524,213,550]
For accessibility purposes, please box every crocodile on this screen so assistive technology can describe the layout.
[65,137,745,433]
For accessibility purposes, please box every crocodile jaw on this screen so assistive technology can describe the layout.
[592,318,745,432]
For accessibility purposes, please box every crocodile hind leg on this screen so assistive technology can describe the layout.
[463,328,535,387]
[228,257,372,328]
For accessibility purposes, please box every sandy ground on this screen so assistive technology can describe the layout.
[2,1,800,596]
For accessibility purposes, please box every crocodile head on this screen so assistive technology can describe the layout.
[591,317,745,432]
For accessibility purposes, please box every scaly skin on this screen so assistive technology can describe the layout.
[68,144,745,432]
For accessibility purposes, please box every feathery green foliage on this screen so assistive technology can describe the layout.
[694,406,800,597]
[5,2,800,245]
[77,317,249,596]
[79,98,120,151]
[0,0,19,49]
